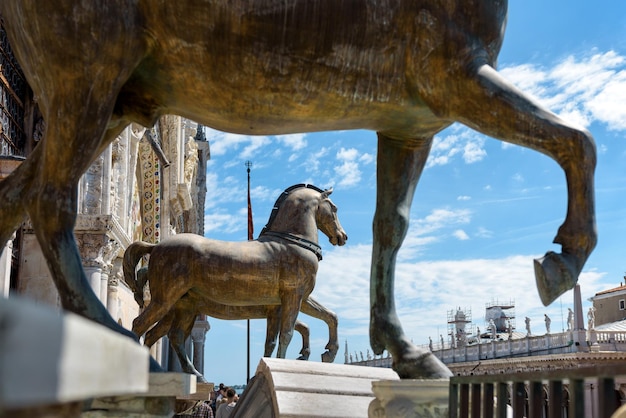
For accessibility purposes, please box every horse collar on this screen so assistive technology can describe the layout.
[261,230,323,261]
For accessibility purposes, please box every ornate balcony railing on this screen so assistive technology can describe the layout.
[449,363,626,418]
[0,19,27,157]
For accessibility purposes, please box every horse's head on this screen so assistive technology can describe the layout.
[316,188,348,247]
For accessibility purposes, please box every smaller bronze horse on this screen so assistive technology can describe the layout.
[127,184,346,380]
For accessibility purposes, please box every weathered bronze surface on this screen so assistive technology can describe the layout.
[0,0,596,378]
[125,185,345,382]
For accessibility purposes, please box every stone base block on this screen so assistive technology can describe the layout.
[178,382,214,401]
[233,357,399,418]
[369,379,449,418]
[83,373,197,417]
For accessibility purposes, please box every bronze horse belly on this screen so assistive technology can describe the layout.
[0,0,596,379]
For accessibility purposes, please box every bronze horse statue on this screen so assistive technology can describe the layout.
[125,184,344,382]
[0,1,596,378]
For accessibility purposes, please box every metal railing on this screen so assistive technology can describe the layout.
[0,19,27,157]
[449,364,626,418]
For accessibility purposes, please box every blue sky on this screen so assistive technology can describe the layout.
[200,1,626,386]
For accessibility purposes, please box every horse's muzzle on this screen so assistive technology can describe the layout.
[331,231,348,246]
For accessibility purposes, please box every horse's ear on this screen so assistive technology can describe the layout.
[321,187,333,198]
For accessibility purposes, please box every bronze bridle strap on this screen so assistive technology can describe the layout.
[259,184,326,261]
[260,230,323,261]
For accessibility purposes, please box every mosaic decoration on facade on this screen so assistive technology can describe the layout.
[138,139,161,244]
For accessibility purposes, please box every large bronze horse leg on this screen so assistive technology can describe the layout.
[0,1,155,347]
[442,65,597,306]
[370,134,453,379]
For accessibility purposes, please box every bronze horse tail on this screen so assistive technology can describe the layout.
[123,241,157,309]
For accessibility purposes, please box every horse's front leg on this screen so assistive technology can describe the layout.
[276,293,303,359]
[27,111,138,341]
[442,64,597,306]
[300,296,338,363]
[371,134,452,379]
[264,306,281,357]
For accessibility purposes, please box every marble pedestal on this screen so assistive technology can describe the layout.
[83,373,197,417]
[369,379,449,418]
[234,358,399,418]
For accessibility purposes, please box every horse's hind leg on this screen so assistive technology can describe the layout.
[300,296,338,362]
[443,64,596,305]
[167,309,208,383]
[371,134,452,379]
[132,282,189,339]
[144,309,175,347]
[294,320,311,360]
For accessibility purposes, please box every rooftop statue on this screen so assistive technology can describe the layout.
[125,184,345,383]
[0,0,596,379]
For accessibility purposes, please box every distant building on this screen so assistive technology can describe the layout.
[589,280,626,326]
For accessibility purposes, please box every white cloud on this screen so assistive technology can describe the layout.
[333,147,374,188]
[475,227,494,238]
[337,147,359,161]
[359,153,375,165]
[204,129,258,157]
[512,173,524,183]
[400,208,472,259]
[457,195,471,201]
[304,147,330,174]
[204,210,245,234]
[240,136,271,159]
[315,246,609,352]
[335,160,361,187]
[453,229,470,240]
[277,133,308,151]
[428,128,487,167]
[463,137,487,163]
[501,50,626,132]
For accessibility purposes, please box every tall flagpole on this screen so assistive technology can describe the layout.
[245,161,253,384]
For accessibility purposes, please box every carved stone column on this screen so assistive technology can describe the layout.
[191,315,210,376]
[0,234,14,298]
[74,217,123,307]
[107,271,120,323]
[76,233,111,301]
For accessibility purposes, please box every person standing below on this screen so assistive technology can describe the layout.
[216,388,237,418]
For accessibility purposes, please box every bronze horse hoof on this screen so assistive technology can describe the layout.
[393,351,453,380]
[534,251,578,306]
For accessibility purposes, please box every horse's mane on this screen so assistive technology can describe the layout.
[259,183,325,237]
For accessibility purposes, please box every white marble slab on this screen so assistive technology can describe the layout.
[0,296,149,409]
[233,358,399,418]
